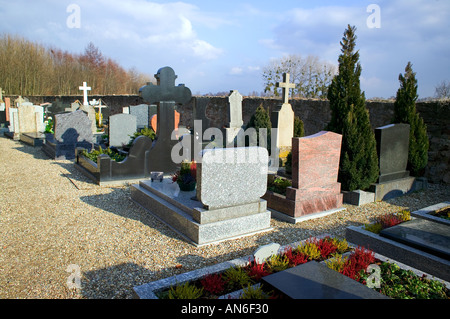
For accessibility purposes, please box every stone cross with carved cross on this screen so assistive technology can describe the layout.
[92,99,107,127]
[276,73,295,104]
[79,82,91,105]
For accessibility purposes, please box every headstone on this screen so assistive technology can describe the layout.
[263,131,344,223]
[380,218,450,261]
[262,261,389,299]
[5,98,11,122]
[79,82,91,105]
[375,123,410,183]
[130,145,272,246]
[129,104,150,129]
[109,113,137,147]
[150,110,180,133]
[43,110,94,160]
[139,66,192,173]
[368,123,421,201]
[92,99,107,127]
[253,243,281,264]
[18,105,45,133]
[225,90,244,146]
[271,73,295,151]
[197,147,268,209]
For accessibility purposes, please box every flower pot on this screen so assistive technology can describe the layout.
[178,181,196,192]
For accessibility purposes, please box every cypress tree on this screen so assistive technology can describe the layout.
[393,62,429,176]
[293,116,305,138]
[246,104,272,150]
[326,25,379,191]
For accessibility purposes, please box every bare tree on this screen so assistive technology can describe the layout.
[262,54,337,99]
[435,80,450,99]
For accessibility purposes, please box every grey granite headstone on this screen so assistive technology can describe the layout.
[262,261,389,299]
[380,218,450,261]
[44,110,94,160]
[197,147,268,209]
[109,113,137,147]
[375,123,410,183]
[129,104,150,129]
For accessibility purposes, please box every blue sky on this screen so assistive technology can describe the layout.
[1,0,449,98]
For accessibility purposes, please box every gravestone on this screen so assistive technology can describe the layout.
[225,90,245,147]
[262,261,389,299]
[369,123,423,201]
[79,82,91,105]
[380,218,450,261]
[150,110,180,133]
[263,131,344,223]
[130,146,272,246]
[129,104,150,129]
[139,66,192,173]
[271,73,295,152]
[0,89,6,132]
[109,113,137,147]
[42,110,94,160]
[253,243,281,264]
[18,104,45,133]
[92,99,107,127]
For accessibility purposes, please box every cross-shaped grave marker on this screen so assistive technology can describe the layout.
[139,66,192,173]
[0,87,5,102]
[276,73,295,104]
[79,82,91,106]
[91,99,107,127]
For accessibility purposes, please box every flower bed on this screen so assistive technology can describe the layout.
[81,146,126,163]
[363,210,411,234]
[152,236,449,299]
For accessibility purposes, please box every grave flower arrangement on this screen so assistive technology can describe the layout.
[172,160,197,191]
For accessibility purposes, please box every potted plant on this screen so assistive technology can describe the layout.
[172,160,197,191]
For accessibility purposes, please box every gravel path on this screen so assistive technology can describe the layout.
[0,137,448,299]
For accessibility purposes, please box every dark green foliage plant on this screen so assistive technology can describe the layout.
[166,281,204,299]
[393,62,429,176]
[326,25,379,191]
[293,115,305,138]
[246,104,271,151]
[128,127,156,146]
[81,146,126,163]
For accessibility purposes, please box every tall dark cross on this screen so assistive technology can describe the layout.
[139,67,192,173]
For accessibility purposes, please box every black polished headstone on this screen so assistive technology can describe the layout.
[380,218,450,261]
[375,123,410,183]
[262,261,389,299]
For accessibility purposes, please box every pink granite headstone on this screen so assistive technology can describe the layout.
[5,98,10,122]
[285,131,343,217]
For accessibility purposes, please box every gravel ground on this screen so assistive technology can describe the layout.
[0,137,449,299]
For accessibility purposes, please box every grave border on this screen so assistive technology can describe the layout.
[346,202,450,282]
[132,234,450,299]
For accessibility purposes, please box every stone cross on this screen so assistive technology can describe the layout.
[276,73,295,104]
[92,99,107,127]
[79,82,91,105]
[228,90,243,128]
[0,87,5,102]
[139,66,192,173]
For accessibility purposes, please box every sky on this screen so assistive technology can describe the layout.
[0,0,449,98]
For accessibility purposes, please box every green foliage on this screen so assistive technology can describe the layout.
[246,104,272,151]
[285,152,292,174]
[81,146,126,163]
[293,115,305,138]
[326,25,379,191]
[393,62,429,176]
[44,118,54,134]
[166,281,204,299]
[128,127,156,146]
[240,284,272,299]
[364,222,383,234]
[294,241,322,261]
[266,254,290,273]
[223,267,253,290]
[361,262,449,299]
[267,176,292,195]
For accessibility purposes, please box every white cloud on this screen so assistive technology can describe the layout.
[230,67,243,75]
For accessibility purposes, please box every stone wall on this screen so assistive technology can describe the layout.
[11,95,450,184]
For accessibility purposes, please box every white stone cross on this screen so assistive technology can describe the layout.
[276,73,295,104]
[0,87,5,102]
[93,99,107,127]
[79,82,91,105]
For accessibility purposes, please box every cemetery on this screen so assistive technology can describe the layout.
[0,61,449,300]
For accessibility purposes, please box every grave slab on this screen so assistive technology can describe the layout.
[262,261,389,299]
[20,132,45,146]
[380,218,450,261]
